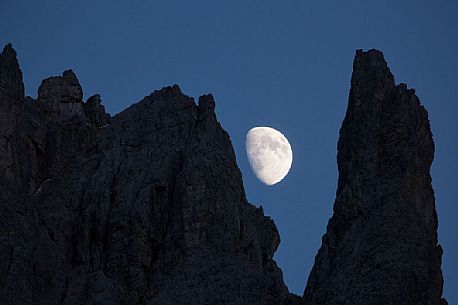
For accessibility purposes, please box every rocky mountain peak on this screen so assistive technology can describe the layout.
[0,43,24,107]
[0,44,295,305]
[198,93,215,111]
[0,44,447,305]
[1,43,19,62]
[84,94,110,127]
[37,69,84,121]
[303,49,446,305]
[1,43,19,63]
[38,69,83,102]
[0,44,26,186]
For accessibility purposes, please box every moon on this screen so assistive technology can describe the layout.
[246,127,293,185]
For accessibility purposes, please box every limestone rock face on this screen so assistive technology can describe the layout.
[0,45,293,305]
[303,50,447,305]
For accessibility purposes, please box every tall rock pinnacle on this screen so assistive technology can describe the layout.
[303,49,447,305]
[0,43,24,107]
[0,43,25,185]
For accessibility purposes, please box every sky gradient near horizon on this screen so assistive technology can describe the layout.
[1,0,457,301]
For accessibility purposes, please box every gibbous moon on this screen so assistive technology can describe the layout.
[246,127,293,185]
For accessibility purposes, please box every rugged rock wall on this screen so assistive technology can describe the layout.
[303,50,447,305]
[0,44,296,305]
[0,44,447,305]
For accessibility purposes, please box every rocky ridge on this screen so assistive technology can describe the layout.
[0,43,295,305]
[0,44,447,305]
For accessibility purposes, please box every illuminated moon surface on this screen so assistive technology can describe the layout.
[246,127,293,185]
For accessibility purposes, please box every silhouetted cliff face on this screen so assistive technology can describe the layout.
[0,43,25,186]
[0,44,447,305]
[0,44,296,305]
[303,50,447,305]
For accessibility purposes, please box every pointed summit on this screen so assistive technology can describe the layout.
[352,49,395,91]
[84,94,110,127]
[150,84,183,100]
[303,49,446,305]
[3,43,16,54]
[0,43,25,106]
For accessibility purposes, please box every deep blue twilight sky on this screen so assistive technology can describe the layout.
[1,0,457,301]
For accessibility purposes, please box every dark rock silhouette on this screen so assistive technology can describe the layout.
[0,44,294,305]
[303,50,447,305]
[0,44,447,305]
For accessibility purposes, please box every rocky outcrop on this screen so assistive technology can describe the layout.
[0,43,24,107]
[0,43,33,305]
[84,94,110,127]
[0,44,294,305]
[0,44,447,305]
[37,69,84,121]
[0,43,25,184]
[303,49,447,305]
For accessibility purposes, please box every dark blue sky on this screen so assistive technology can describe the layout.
[1,0,457,301]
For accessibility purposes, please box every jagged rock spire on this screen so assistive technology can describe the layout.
[0,43,24,107]
[84,94,110,127]
[303,49,447,305]
[0,44,25,185]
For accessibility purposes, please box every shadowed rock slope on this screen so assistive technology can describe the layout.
[303,50,447,305]
[0,44,447,305]
[0,44,297,305]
